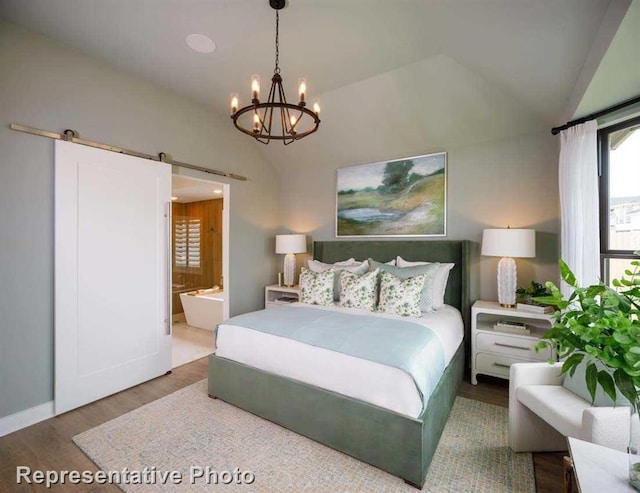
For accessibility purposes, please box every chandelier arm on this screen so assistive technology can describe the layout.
[281,106,289,138]
[265,80,277,135]
[264,105,273,138]
[276,82,293,136]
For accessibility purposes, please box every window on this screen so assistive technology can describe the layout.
[598,116,640,284]
[174,217,201,268]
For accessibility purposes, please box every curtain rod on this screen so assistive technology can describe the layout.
[9,123,248,182]
[551,94,640,135]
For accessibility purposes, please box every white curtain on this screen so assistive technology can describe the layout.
[559,120,599,295]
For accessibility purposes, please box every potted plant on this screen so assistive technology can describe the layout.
[534,256,640,489]
[516,281,554,313]
[516,281,551,305]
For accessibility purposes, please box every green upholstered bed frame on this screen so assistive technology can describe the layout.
[208,240,472,487]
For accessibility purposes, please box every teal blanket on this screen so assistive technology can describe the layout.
[221,306,445,409]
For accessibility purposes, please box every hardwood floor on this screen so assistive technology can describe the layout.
[0,358,207,493]
[0,361,564,492]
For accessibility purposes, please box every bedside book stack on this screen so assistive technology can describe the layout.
[493,320,531,336]
[516,303,554,314]
[277,296,298,303]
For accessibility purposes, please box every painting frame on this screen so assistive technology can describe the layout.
[336,152,447,238]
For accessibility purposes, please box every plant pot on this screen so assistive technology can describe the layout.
[630,407,640,490]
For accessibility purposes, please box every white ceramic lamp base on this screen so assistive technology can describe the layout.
[283,253,296,287]
[497,256,517,307]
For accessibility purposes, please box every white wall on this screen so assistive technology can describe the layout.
[268,54,560,300]
[0,20,280,419]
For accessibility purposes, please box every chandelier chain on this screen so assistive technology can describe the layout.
[274,10,280,74]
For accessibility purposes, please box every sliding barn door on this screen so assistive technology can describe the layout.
[54,140,171,415]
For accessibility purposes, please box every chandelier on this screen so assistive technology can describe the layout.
[230,0,320,145]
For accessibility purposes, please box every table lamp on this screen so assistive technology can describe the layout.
[481,228,536,307]
[275,234,307,287]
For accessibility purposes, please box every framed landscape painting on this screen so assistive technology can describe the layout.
[336,152,446,237]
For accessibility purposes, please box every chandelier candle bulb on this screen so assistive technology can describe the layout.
[298,78,306,104]
[253,113,260,133]
[251,75,260,102]
[230,93,239,114]
[313,102,320,115]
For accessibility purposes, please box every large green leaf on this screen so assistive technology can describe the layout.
[586,362,598,403]
[597,370,617,402]
[614,369,638,407]
[559,259,577,287]
[562,353,584,376]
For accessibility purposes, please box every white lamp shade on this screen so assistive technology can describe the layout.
[481,229,535,258]
[275,234,307,254]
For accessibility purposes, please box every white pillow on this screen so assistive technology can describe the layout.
[339,268,379,312]
[299,267,334,306]
[396,256,454,309]
[308,259,370,300]
[377,271,425,318]
[307,258,357,269]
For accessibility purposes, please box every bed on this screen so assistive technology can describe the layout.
[208,240,473,487]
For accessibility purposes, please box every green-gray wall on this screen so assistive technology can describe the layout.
[0,21,280,419]
[267,54,561,300]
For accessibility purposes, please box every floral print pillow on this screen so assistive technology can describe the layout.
[339,268,379,311]
[377,271,426,318]
[299,267,334,306]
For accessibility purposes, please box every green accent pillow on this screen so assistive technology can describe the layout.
[378,271,425,318]
[308,259,369,301]
[299,267,334,306]
[339,268,379,312]
[562,360,631,407]
[368,259,440,312]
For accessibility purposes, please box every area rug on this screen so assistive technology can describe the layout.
[73,380,534,492]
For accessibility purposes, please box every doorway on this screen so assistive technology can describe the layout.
[170,174,229,368]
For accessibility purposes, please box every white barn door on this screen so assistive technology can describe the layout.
[54,141,171,415]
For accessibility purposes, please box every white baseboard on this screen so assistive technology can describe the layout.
[0,401,54,437]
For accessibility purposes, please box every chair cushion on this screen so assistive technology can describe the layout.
[517,385,591,440]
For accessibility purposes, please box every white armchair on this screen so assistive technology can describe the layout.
[509,362,630,452]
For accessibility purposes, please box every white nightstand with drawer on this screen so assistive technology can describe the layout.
[471,300,554,384]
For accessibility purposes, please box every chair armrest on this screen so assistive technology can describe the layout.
[509,362,564,428]
[508,362,568,452]
[582,406,631,452]
[510,362,564,389]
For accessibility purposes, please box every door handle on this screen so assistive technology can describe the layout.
[165,201,172,335]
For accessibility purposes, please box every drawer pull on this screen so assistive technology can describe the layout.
[493,362,512,369]
[494,342,530,351]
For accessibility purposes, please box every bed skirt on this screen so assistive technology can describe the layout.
[207,342,464,487]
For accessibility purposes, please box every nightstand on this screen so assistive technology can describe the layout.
[471,300,554,385]
[265,284,300,308]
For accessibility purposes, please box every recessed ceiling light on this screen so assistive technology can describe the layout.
[171,196,178,201]
[186,34,216,54]
[213,189,222,194]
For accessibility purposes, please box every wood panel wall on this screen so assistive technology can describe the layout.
[172,198,223,314]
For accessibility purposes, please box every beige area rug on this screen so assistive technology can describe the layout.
[73,380,534,492]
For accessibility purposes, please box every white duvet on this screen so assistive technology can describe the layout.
[215,303,463,418]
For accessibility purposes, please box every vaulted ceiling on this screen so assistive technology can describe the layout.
[0,0,636,169]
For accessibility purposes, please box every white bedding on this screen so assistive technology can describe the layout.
[215,303,463,418]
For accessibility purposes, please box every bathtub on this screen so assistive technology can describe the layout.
[179,289,224,331]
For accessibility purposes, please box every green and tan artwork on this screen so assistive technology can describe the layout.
[336,152,446,236]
